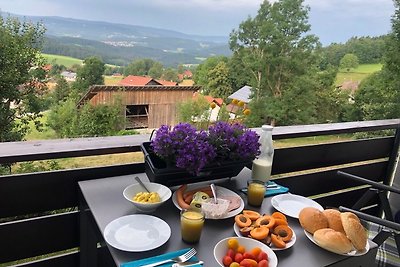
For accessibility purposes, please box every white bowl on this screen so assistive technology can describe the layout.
[214,237,278,267]
[123,182,172,212]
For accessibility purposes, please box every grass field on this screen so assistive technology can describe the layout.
[335,63,382,85]
[43,54,118,68]
[42,54,83,68]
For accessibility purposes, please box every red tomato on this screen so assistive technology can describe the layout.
[243,252,256,260]
[234,252,244,263]
[227,248,236,259]
[223,255,233,267]
[257,259,268,267]
[257,251,268,262]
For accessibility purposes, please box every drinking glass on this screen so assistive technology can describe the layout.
[180,209,205,243]
[247,179,266,207]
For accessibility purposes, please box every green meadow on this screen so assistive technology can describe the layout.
[336,63,383,86]
[42,54,83,68]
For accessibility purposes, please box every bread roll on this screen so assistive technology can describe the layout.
[313,228,353,254]
[299,207,328,234]
[322,209,345,233]
[340,212,367,251]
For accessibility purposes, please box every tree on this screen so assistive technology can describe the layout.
[73,56,105,94]
[124,58,158,76]
[339,53,359,71]
[48,96,124,138]
[162,68,178,82]
[206,61,232,99]
[352,0,400,121]
[0,16,46,142]
[148,62,164,79]
[230,0,320,126]
[193,56,229,94]
[53,76,70,104]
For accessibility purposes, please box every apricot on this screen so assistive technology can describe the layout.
[273,218,288,227]
[242,210,261,221]
[240,226,254,237]
[255,215,275,229]
[250,226,269,240]
[273,225,293,242]
[271,233,286,248]
[271,211,287,221]
[235,214,252,228]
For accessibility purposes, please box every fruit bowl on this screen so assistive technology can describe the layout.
[123,182,172,212]
[214,237,278,267]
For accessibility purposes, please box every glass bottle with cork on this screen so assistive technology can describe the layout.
[252,125,274,182]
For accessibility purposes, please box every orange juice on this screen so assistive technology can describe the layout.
[180,210,205,243]
[247,180,266,206]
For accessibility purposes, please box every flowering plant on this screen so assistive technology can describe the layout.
[150,121,260,175]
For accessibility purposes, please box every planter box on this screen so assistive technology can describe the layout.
[141,142,251,187]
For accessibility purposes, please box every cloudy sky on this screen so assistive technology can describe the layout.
[0,0,395,45]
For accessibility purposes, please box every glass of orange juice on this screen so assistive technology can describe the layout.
[180,209,205,243]
[247,180,266,206]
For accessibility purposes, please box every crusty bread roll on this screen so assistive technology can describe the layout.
[340,212,367,251]
[313,228,353,254]
[299,207,328,234]
[322,209,345,233]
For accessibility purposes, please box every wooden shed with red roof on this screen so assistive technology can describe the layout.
[78,85,201,129]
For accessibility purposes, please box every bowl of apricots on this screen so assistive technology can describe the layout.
[214,236,278,267]
[233,210,296,250]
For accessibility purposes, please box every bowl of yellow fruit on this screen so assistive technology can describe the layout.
[123,181,172,212]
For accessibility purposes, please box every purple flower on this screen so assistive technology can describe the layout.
[150,122,260,175]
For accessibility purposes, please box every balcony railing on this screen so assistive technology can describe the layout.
[0,119,399,267]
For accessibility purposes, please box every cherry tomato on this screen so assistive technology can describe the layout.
[234,252,244,263]
[223,255,233,267]
[257,259,269,267]
[226,248,236,259]
[243,252,256,260]
[257,251,268,262]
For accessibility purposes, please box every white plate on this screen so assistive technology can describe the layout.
[214,237,278,267]
[104,214,171,252]
[304,230,370,256]
[271,193,324,218]
[233,223,296,251]
[172,185,244,219]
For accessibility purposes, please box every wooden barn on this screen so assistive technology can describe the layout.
[78,85,201,129]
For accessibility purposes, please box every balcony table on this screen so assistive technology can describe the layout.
[78,168,378,267]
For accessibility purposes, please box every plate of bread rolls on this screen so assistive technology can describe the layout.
[299,207,369,256]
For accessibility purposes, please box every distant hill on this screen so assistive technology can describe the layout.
[1,11,231,66]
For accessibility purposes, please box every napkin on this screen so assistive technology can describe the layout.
[241,181,289,197]
[120,248,202,267]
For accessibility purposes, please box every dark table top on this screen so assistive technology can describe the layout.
[78,168,376,267]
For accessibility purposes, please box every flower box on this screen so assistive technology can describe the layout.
[141,142,251,187]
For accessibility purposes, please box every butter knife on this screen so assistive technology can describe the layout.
[171,260,203,267]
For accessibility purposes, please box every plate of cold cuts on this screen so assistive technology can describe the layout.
[172,184,244,219]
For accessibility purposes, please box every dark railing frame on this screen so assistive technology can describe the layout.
[0,119,399,267]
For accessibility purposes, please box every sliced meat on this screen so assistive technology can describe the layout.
[220,196,242,211]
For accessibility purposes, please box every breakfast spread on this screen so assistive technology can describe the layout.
[235,210,294,249]
[299,207,368,254]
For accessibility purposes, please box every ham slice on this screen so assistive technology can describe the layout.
[220,196,242,211]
